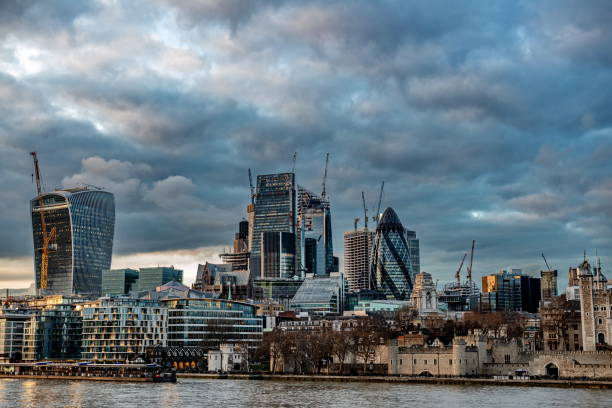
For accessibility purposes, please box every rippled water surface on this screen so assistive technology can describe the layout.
[1,378,611,408]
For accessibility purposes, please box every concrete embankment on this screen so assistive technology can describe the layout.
[177,373,612,389]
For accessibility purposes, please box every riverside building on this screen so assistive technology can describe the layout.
[30,187,115,296]
[81,298,167,362]
[163,298,262,351]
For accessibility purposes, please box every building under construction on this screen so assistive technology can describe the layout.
[438,241,479,312]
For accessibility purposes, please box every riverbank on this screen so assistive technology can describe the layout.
[0,374,153,382]
[177,373,612,389]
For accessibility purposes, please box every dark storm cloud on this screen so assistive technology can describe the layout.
[1,0,611,285]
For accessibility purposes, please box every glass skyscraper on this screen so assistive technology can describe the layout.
[250,173,297,278]
[369,207,414,300]
[31,187,115,296]
[297,187,334,275]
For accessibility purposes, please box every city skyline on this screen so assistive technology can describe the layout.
[1,1,612,289]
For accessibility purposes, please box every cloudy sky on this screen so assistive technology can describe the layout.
[1,0,611,289]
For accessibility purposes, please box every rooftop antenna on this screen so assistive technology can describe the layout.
[375,181,385,224]
[248,168,255,204]
[466,240,475,286]
[361,191,368,229]
[321,153,329,199]
[541,253,552,271]
[291,152,297,174]
[455,253,467,286]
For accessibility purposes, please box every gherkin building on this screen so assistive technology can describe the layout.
[370,207,414,300]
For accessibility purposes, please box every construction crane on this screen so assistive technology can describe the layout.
[361,191,368,229]
[248,168,255,204]
[291,152,297,173]
[353,217,360,231]
[375,181,385,224]
[541,253,552,271]
[455,253,468,286]
[466,240,475,285]
[31,152,56,290]
[321,153,329,199]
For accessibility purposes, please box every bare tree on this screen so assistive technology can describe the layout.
[331,330,352,375]
[352,318,383,374]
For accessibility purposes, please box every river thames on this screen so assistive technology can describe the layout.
[0,378,610,407]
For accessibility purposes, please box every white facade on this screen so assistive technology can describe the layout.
[207,344,244,372]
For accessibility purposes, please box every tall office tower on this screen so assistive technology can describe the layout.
[369,207,414,300]
[344,228,373,291]
[297,187,333,275]
[540,269,558,302]
[31,187,115,296]
[250,173,297,278]
[246,204,255,251]
[261,231,296,278]
[405,229,420,284]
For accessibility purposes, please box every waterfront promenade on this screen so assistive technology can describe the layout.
[178,373,612,389]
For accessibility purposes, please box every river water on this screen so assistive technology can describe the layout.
[0,378,610,408]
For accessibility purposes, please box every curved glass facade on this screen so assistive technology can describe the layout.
[31,188,115,296]
[369,207,413,300]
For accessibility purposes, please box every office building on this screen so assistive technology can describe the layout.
[137,266,183,292]
[540,269,558,302]
[480,270,540,313]
[252,279,303,304]
[31,187,115,296]
[261,231,296,279]
[370,207,414,300]
[405,229,420,282]
[81,298,167,361]
[297,187,334,275]
[290,273,346,316]
[344,228,373,292]
[163,298,262,351]
[101,268,139,296]
[250,173,297,279]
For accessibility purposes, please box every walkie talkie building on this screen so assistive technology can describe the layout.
[370,207,414,300]
[31,187,115,296]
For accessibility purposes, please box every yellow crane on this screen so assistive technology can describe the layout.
[31,152,56,290]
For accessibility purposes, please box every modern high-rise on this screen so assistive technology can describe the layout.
[101,268,139,296]
[297,187,334,275]
[137,266,183,292]
[369,207,414,300]
[250,173,297,278]
[405,229,420,283]
[344,228,373,291]
[261,231,296,279]
[31,187,115,296]
[480,270,540,313]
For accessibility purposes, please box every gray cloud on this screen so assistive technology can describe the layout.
[1,0,611,287]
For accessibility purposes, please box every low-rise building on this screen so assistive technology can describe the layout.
[163,298,262,351]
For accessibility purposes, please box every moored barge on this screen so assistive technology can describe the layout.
[0,362,176,383]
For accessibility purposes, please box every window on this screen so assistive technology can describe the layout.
[505,354,511,364]
[399,359,402,365]
[434,359,437,365]
[449,360,452,365]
